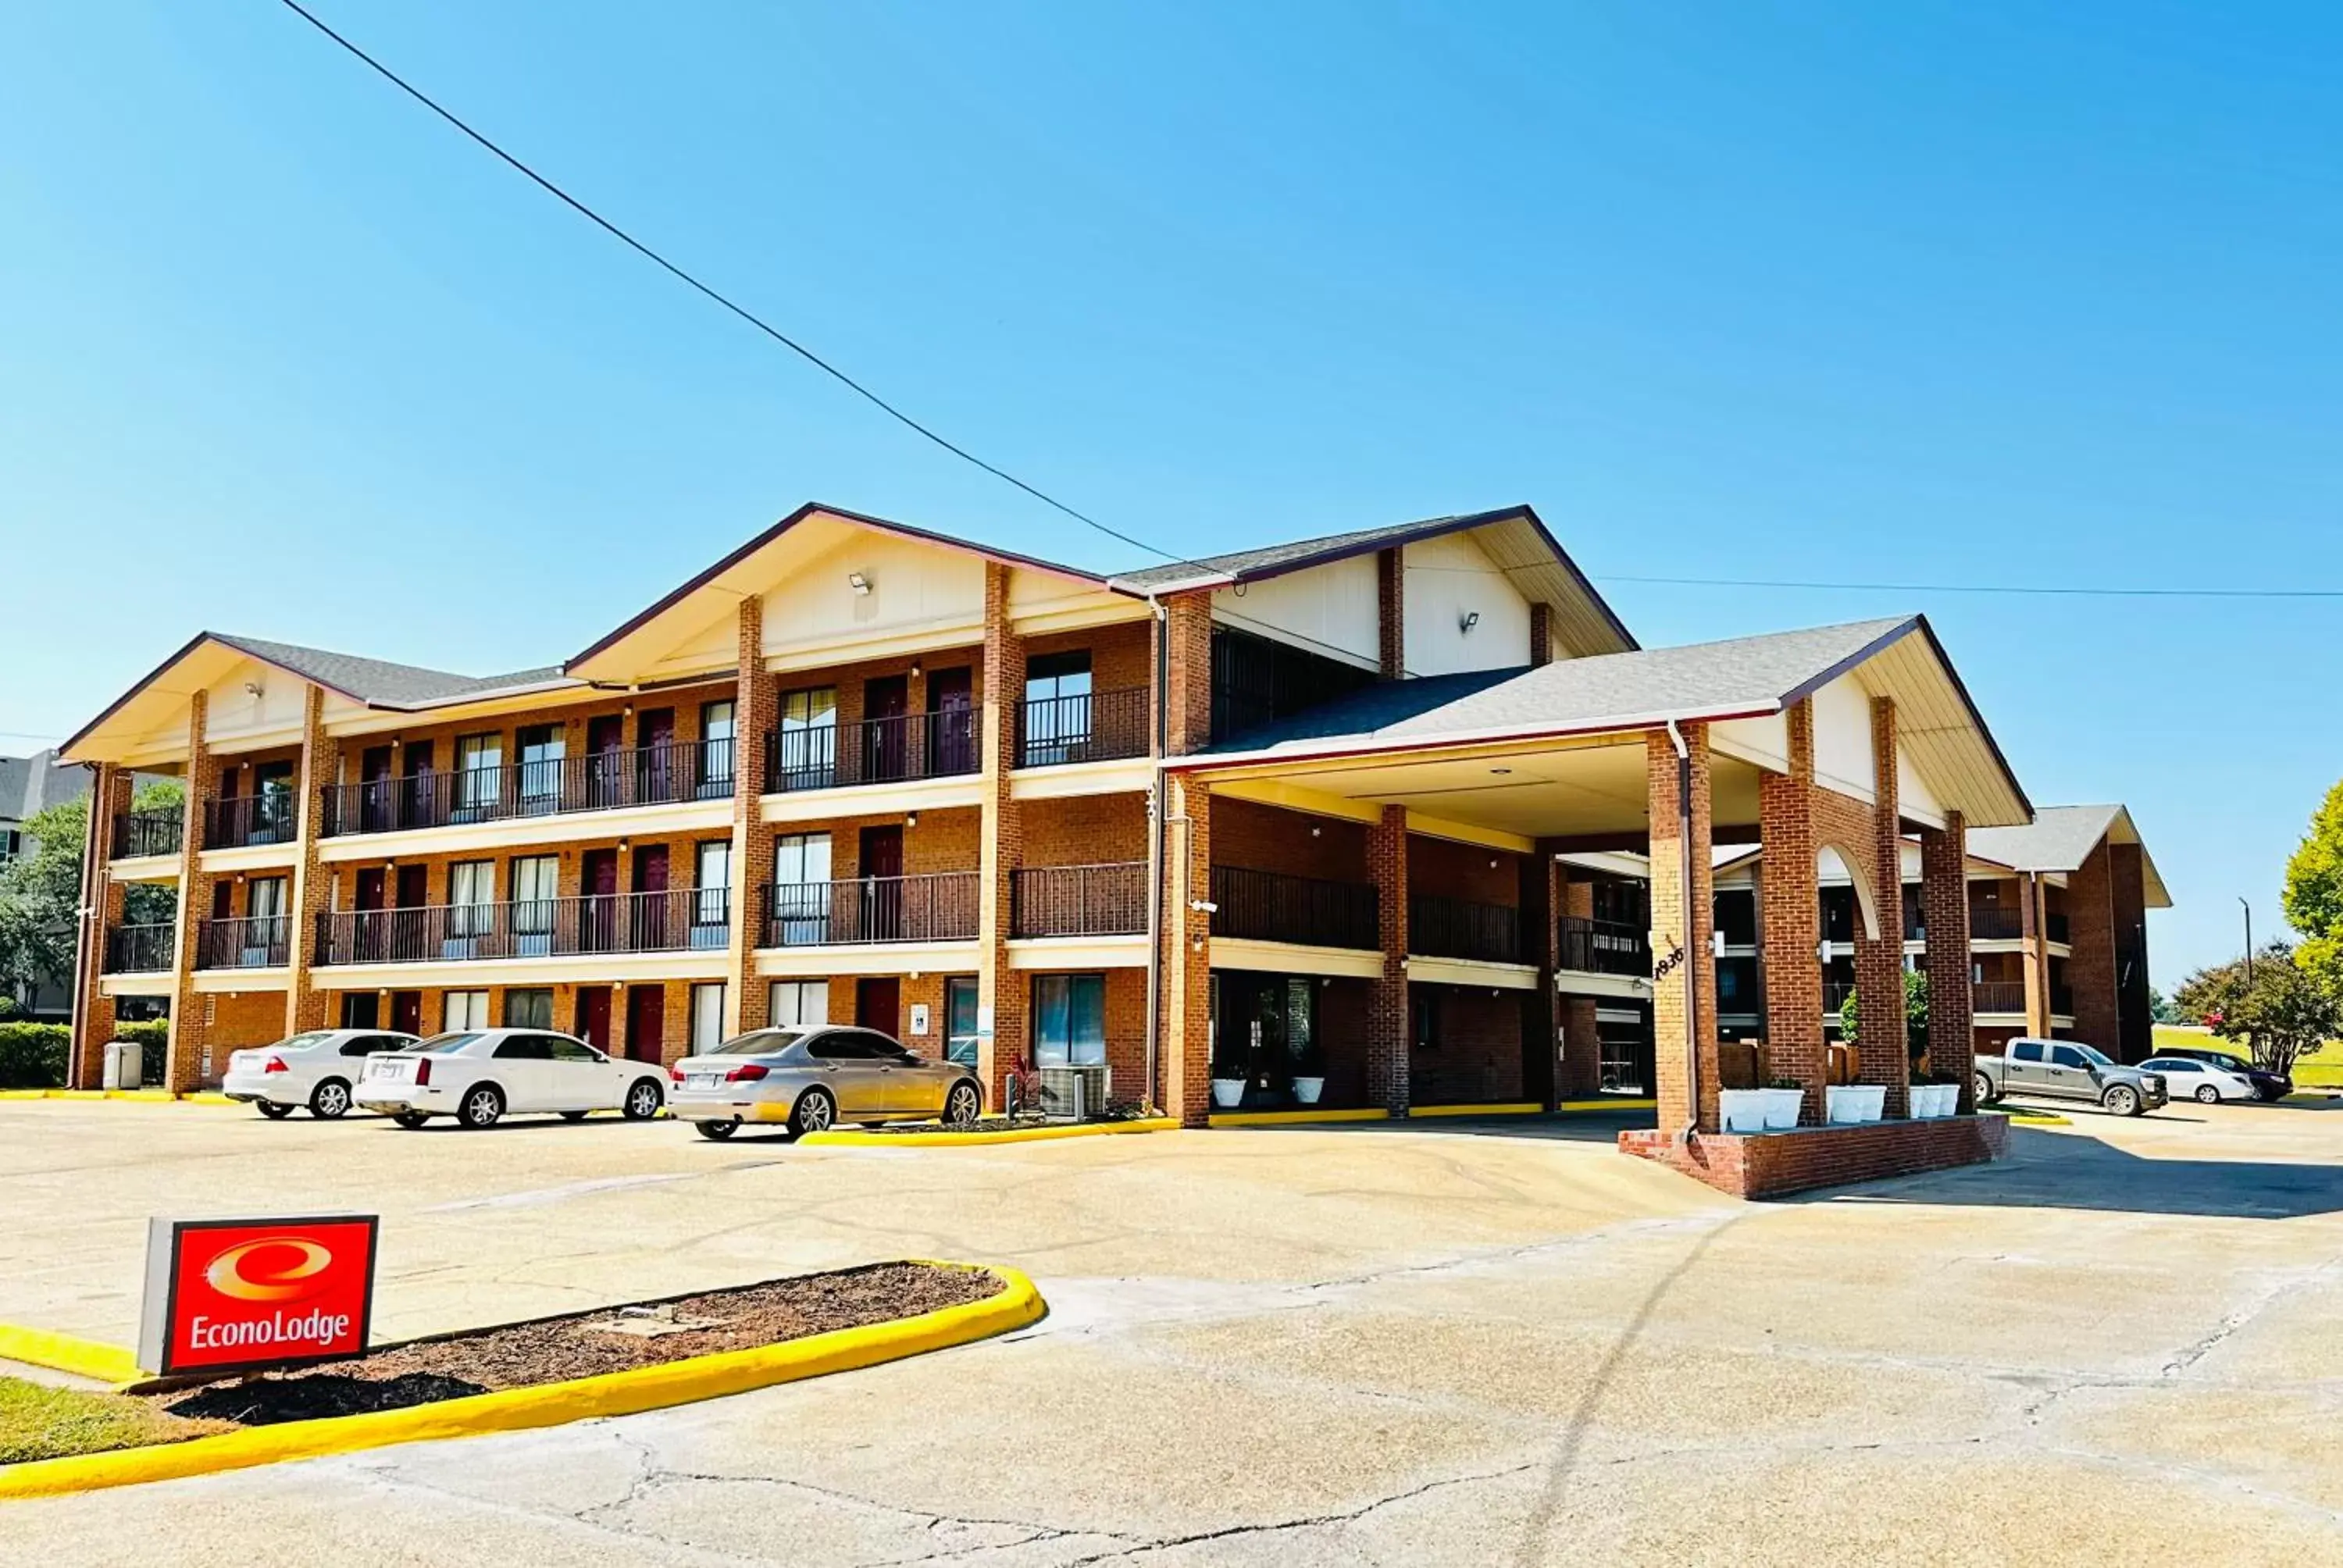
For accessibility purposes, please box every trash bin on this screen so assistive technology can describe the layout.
[102,1039,143,1092]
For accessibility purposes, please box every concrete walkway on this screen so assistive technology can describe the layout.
[2,1099,2341,1564]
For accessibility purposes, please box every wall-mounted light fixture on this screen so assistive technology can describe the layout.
[243,680,264,698]
[909,661,922,679]
[1458,611,1480,634]
[847,571,872,596]
[905,811,919,829]
[618,838,630,852]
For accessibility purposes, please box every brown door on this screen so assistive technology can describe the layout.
[211,881,233,919]
[354,867,387,962]
[390,990,423,1035]
[637,708,676,803]
[581,848,619,950]
[394,863,429,963]
[856,976,902,1036]
[586,714,626,807]
[355,868,387,910]
[633,845,669,949]
[626,985,665,1063]
[340,992,381,1028]
[863,675,908,781]
[359,745,394,832]
[401,740,437,828]
[575,985,613,1053]
[926,668,974,775]
[858,825,903,941]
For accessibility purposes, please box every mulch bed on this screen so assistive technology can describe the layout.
[154,1262,999,1427]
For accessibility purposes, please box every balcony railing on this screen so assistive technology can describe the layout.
[1974,980,2027,1015]
[1969,906,2024,940]
[105,922,177,974]
[1018,687,1150,768]
[1409,894,1521,964]
[1824,979,1858,1014]
[1557,915,1649,976]
[319,739,733,837]
[1012,862,1147,937]
[205,793,297,850]
[765,711,979,794]
[198,915,289,970]
[112,807,184,861]
[1207,866,1378,950]
[315,888,723,967]
[761,874,980,946]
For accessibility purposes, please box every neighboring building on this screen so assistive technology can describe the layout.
[0,749,92,1021]
[62,500,2043,1192]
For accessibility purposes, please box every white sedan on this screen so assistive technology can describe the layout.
[222,1029,421,1120]
[2140,1054,2258,1104]
[354,1028,668,1130]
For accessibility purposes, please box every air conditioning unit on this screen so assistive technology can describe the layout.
[1034,1065,1111,1122]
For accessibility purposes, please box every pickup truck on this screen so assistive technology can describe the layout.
[1973,1037,2167,1117]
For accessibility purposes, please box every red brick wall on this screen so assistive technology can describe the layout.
[1368,805,1410,1114]
[1920,814,1976,1107]
[1410,984,1525,1103]
[1407,835,1520,907]
[2067,840,2122,1056]
[1620,1114,2010,1199]
[1648,726,1718,1132]
[1022,793,1147,867]
[1210,796,1370,880]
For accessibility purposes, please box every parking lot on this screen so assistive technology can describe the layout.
[4,1098,2342,1565]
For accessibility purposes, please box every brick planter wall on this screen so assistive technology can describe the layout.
[1618,1114,2010,1199]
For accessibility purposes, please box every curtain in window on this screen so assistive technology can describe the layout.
[1032,974,1107,1067]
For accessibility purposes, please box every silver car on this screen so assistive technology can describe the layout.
[669,1025,984,1141]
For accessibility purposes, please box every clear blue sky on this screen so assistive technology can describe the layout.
[5,3,2338,982]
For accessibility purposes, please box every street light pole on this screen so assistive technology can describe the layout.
[2240,896,2253,986]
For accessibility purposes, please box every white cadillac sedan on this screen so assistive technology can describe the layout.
[222,1029,422,1120]
[2139,1054,2259,1104]
[355,1028,668,1130]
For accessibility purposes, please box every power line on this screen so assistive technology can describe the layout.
[1590,573,2343,600]
[273,0,1186,566]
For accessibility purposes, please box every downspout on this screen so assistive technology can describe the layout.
[1143,594,1169,1112]
[1667,721,1699,1146]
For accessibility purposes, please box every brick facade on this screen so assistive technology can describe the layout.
[2065,840,2121,1056]
[1647,725,1717,1133]
[1367,804,1410,1115]
[1919,814,1975,1109]
[977,561,1027,1107]
[1758,699,1824,1121]
[1619,1113,2010,1199]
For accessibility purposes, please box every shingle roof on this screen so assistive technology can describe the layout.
[1965,804,2129,874]
[211,635,569,709]
[1108,508,1525,592]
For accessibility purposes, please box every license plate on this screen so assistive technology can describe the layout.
[366,1060,396,1078]
[686,1074,719,1090]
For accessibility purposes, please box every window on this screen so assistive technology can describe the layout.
[455,733,503,814]
[547,1037,601,1063]
[943,975,979,1066]
[515,725,564,811]
[1030,974,1106,1067]
[690,982,726,1053]
[509,855,558,951]
[769,978,829,1028]
[494,1035,553,1060]
[247,876,288,922]
[2049,1046,2090,1070]
[252,761,296,841]
[693,841,731,946]
[2145,1058,2196,1073]
[503,988,554,1029]
[444,989,490,1031]
[1412,989,1441,1054]
[2010,1041,2045,1063]
[808,1032,872,1061]
[775,687,838,788]
[339,1037,387,1057]
[714,1029,803,1056]
[448,861,495,941]
[700,700,736,795]
[772,833,833,944]
[1022,651,1093,766]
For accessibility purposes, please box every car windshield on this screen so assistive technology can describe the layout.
[416,1032,487,1054]
[274,1032,337,1052]
[711,1029,808,1057]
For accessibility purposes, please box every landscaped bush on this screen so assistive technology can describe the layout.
[0,1024,70,1089]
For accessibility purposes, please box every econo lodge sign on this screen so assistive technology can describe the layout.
[138,1215,379,1376]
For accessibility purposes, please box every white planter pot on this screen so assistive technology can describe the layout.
[1827,1084,1887,1124]
[1290,1077,1325,1106]
[1211,1078,1246,1109]
[1718,1089,1771,1134]
[1910,1083,1957,1119]
[1760,1087,1805,1131]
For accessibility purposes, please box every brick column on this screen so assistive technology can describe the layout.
[284,686,337,1035]
[1160,591,1213,756]
[1377,547,1405,678]
[2067,840,2120,1049]
[725,599,776,1035]
[2020,872,2050,1036]
[1161,774,1213,1125]
[976,563,1028,1107]
[1521,846,1559,1110]
[166,693,216,1093]
[1556,871,1602,1100]
[1648,725,1718,1133]
[69,764,135,1087]
[1853,697,1910,1117]
[1760,700,1826,1121]
[1365,805,1411,1116]
[1528,602,1553,668]
[1920,812,1975,1110]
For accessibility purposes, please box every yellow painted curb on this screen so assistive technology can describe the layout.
[1559,1097,1657,1113]
[1412,1101,1545,1119]
[1211,1098,1655,1128]
[2006,1112,2073,1127]
[0,1091,47,1101]
[1208,1106,1385,1127]
[0,1090,237,1105]
[802,1117,1178,1147]
[0,1325,144,1386]
[0,1263,1041,1501]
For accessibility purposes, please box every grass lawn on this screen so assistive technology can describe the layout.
[0,1377,227,1466]
[2153,1025,2343,1089]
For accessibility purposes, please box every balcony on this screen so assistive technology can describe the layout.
[1969,905,2024,940]
[2051,983,2075,1016]
[761,874,979,946]
[316,889,724,967]
[198,915,289,970]
[112,807,184,861]
[105,922,177,974]
[765,712,978,795]
[2045,911,2070,945]
[1017,687,1150,768]
[1012,863,1147,938]
[1557,915,1649,976]
[1824,979,1857,1014]
[205,793,296,850]
[319,739,733,838]
[1208,866,1378,950]
[1974,980,2027,1015]
[1408,894,1521,964]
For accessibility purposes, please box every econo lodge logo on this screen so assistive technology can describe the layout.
[143,1215,380,1375]
[205,1236,336,1303]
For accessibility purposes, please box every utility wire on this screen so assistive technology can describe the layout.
[273,0,1186,566]
[1590,573,2343,600]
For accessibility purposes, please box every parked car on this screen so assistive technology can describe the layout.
[2140,1054,2262,1104]
[1973,1038,2167,1116]
[2143,1045,2291,1102]
[223,1029,422,1119]
[354,1028,667,1130]
[668,1025,984,1141]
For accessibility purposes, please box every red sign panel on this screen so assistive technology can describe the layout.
[139,1215,379,1376]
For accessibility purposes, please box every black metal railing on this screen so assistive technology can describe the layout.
[205,793,297,850]
[105,922,177,973]
[1207,866,1378,950]
[1409,894,1521,964]
[761,873,980,946]
[112,807,184,860]
[1012,863,1147,937]
[1974,980,2026,1014]
[1824,979,1859,1014]
[1557,915,1649,976]
[1969,905,2024,940]
[764,711,979,794]
[1018,686,1150,768]
[197,915,289,970]
[319,739,733,837]
[315,888,722,966]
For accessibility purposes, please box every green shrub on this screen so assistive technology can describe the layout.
[0,1024,69,1089]
[112,1020,168,1084]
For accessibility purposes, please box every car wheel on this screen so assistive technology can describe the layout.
[458,1083,505,1130]
[2102,1084,2141,1117]
[1971,1071,1995,1107]
[694,1118,739,1141]
[790,1086,836,1139]
[2195,1084,2221,1104]
[257,1101,295,1120]
[392,1112,431,1129]
[309,1078,352,1120]
[944,1081,981,1128]
[622,1078,665,1121]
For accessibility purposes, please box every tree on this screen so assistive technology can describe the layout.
[2174,940,2343,1078]
[2284,778,2343,995]
[2148,986,2182,1025]
[0,780,182,1001]
[1839,968,1928,1057]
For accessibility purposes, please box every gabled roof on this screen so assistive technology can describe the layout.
[1968,804,2171,907]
